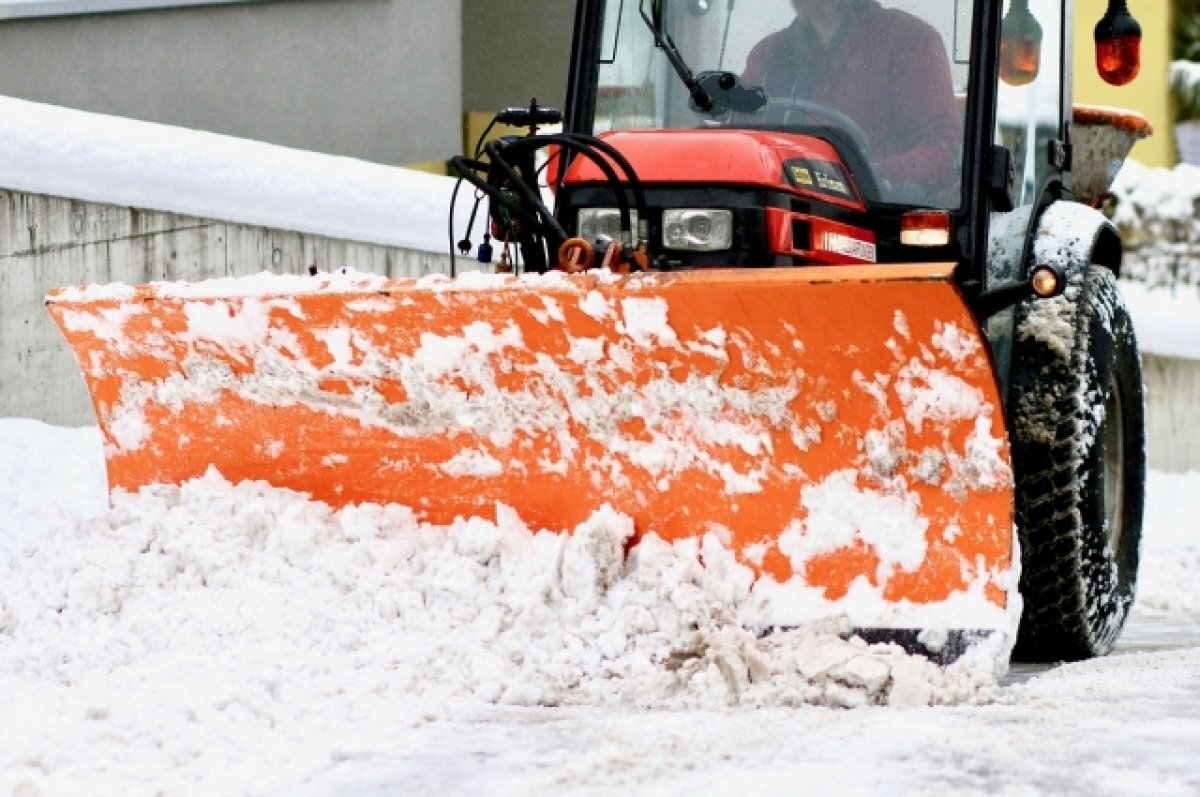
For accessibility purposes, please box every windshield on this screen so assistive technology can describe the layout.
[595,0,975,208]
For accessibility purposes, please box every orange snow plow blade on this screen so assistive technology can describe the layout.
[47,264,1015,633]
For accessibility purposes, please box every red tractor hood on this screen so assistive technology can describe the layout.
[561,129,866,210]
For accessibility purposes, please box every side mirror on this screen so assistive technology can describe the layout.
[1094,0,1142,86]
[999,0,1043,86]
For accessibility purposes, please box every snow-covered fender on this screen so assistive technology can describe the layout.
[1029,200,1123,281]
[984,200,1121,395]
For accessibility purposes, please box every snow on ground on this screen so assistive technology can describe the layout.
[1,419,1198,796]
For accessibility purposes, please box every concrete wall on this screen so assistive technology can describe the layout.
[0,0,462,167]
[1143,353,1200,473]
[0,187,451,426]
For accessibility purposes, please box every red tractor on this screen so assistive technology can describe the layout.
[447,0,1149,662]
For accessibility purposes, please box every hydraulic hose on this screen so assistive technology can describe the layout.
[449,131,647,269]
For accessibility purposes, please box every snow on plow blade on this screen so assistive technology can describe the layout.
[47,264,1015,635]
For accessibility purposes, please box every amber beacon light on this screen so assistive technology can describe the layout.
[999,0,1043,86]
[1094,0,1142,86]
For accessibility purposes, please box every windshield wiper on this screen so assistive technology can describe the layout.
[639,0,714,112]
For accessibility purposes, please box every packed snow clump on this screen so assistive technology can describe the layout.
[0,471,999,718]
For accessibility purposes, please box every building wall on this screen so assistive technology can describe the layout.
[461,0,574,126]
[1073,0,1173,166]
[0,0,462,167]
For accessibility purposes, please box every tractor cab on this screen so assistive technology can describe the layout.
[554,0,1139,285]
[560,0,977,270]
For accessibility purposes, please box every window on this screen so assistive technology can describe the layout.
[0,0,274,20]
[594,0,974,208]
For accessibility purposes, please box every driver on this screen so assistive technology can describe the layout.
[743,0,961,200]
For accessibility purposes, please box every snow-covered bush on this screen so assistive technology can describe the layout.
[1107,161,1200,290]
[1107,9,1200,289]
[1175,1,1200,63]
[1171,59,1200,122]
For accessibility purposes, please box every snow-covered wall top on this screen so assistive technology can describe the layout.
[0,95,477,254]
[1121,283,1200,361]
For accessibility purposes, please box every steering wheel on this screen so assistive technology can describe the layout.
[758,98,883,200]
[761,98,871,157]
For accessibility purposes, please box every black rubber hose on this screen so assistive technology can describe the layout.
[482,139,570,243]
[559,133,647,223]
[495,134,636,244]
[451,134,643,265]
[449,155,540,226]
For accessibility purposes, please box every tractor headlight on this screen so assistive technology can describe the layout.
[662,209,732,252]
[577,208,638,244]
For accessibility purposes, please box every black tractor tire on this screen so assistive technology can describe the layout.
[1008,266,1145,662]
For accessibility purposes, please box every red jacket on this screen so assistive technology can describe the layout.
[742,1,961,196]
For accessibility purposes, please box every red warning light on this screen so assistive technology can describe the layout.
[1094,0,1142,86]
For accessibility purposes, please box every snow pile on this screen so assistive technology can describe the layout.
[0,423,106,569]
[1104,157,1200,358]
[0,471,999,719]
[0,463,1011,789]
[1118,280,1200,361]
